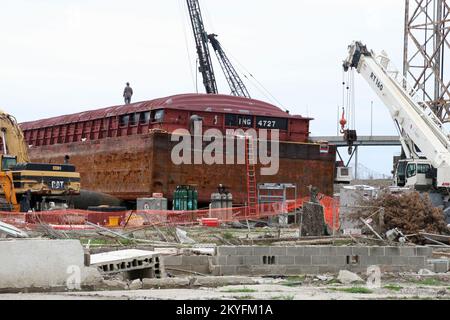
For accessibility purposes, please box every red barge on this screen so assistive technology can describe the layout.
[20,94,336,206]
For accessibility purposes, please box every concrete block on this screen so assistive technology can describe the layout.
[327,256,347,266]
[270,247,287,256]
[335,247,352,256]
[243,255,262,265]
[391,256,410,266]
[90,249,161,275]
[236,246,253,255]
[219,266,237,276]
[182,256,209,266]
[408,256,426,267]
[277,256,295,265]
[400,247,416,257]
[312,256,328,266]
[359,255,378,266]
[162,256,182,266]
[385,247,401,256]
[213,256,227,266]
[250,265,286,275]
[0,239,102,290]
[320,247,337,256]
[319,266,339,274]
[352,247,369,256]
[369,247,385,256]
[416,247,433,257]
[428,259,449,273]
[236,265,252,275]
[227,256,244,266]
[297,266,320,274]
[191,265,212,274]
[211,266,221,276]
[295,256,312,265]
[303,246,321,256]
[285,266,303,275]
[216,246,237,256]
[286,247,304,256]
[376,256,393,265]
[253,246,270,256]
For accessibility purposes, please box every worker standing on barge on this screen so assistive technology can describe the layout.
[123,82,133,104]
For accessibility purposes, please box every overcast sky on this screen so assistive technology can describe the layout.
[0,0,406,176]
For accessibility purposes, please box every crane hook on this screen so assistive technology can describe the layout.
[339,107,347,134]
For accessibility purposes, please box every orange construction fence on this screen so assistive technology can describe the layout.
[0,196,339,231]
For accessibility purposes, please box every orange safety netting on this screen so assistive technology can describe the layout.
[0,196,339,231]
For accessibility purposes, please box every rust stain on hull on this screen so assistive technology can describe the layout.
[28,132,336,204]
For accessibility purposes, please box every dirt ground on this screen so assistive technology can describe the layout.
[1,275,449,300]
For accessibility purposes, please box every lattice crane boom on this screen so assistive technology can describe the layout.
[186,0,218,94]
[208,34,251,98]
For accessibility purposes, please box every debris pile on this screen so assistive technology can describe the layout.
[353,191,449,243]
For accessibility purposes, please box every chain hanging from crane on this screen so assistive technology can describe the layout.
[341,69,357,155]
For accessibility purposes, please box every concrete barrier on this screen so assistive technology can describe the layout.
[0,239,101,291]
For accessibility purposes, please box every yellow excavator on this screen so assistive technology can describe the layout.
[0,109,80,212]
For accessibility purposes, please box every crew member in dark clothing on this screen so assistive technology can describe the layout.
[123,82,133,104]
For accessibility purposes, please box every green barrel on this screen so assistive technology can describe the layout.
[172,186,179,210]
[193,188,198,210]
[180,186,188,211]
[187,187,193,211]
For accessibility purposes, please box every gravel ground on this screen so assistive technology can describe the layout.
[1,278,449,300]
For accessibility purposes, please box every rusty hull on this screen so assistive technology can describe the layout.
[27,131,336,204]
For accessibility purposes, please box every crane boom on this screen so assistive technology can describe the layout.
[186,0,218,94]
[343,41,450,188]
[208,34,251,98]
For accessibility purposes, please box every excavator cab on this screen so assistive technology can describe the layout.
[1,155,17,171]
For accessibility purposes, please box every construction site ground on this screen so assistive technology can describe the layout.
[1,273,449,300]
[1,223,448,300]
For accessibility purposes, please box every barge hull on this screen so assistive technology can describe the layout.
[27,131,336,204]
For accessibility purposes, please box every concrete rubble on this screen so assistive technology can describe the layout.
[0,203,449,299]
[0,239,102,291]
[337,270,364,284]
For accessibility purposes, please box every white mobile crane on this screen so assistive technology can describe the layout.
[343,41,450,192]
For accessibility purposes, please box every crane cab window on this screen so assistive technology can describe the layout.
[1,156,17,171]
[406,163,416,178]
[417,163,431,174]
